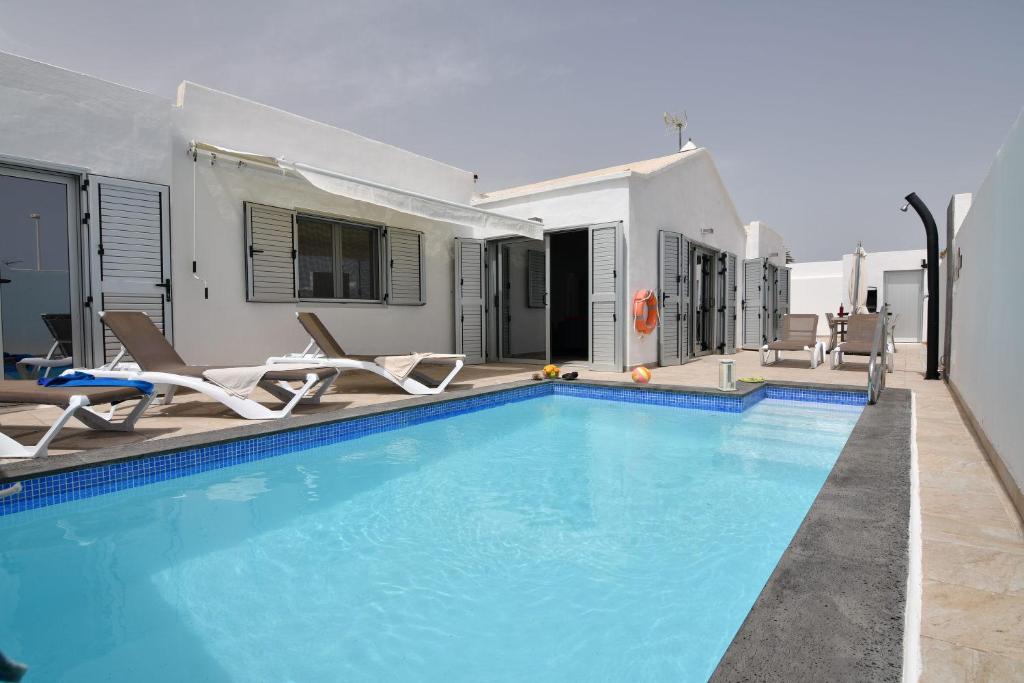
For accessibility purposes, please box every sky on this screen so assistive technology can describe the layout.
[1,0,1022,261]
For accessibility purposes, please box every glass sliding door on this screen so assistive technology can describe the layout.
[0,166,81,377]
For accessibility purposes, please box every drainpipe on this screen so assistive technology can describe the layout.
[903,192,940,379]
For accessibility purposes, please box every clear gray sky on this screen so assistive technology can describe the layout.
[1,0,1022,260]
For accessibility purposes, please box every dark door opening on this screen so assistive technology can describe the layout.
[547,230,588,363]
[692,246,716,355]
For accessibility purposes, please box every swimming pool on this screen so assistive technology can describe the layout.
[0,387,863,681]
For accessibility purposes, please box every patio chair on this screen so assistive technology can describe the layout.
[830,313,892,372]
[267,312,465,395]
[760,314,825,368]
[0,379,154,458]
[16,313,74,379]
[87,311,339,420]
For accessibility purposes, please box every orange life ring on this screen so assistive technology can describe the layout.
[633,289,659,335]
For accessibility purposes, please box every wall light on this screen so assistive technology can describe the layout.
[701,227,714,235]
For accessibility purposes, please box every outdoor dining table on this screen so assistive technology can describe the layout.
[827,314,850,352]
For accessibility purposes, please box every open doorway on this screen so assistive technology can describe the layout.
[497,239,546,362]
[547,229,589,363]
[0,166,82,377]
[691,244,716,355]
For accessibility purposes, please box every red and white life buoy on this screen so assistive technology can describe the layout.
[633,290,659,336]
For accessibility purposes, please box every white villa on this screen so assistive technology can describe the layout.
[0,51,791,374]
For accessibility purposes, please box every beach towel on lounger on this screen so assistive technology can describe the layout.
[39,372,155,394]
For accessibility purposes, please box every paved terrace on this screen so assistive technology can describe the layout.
[1,344,1021,679]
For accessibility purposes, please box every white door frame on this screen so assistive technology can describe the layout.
[0,163,86,366]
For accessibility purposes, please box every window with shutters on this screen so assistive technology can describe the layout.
[295,215,381,302]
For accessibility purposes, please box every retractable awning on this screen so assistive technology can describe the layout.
[191,141,543,239]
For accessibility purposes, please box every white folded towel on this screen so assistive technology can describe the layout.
[202,364,316,399]
[372,353,464,381]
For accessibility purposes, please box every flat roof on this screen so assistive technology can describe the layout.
[474,144,702,204]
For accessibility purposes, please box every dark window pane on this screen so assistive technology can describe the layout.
[340,225,379,300]
[296,218,334,298]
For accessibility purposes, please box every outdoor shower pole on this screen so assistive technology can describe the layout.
[904,192,940,379]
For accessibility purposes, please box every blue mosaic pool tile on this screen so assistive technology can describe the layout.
[0,381,866,517]
[551,382,745,412]
[765,385,867,406]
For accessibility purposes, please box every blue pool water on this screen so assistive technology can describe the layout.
[0,394,861,682]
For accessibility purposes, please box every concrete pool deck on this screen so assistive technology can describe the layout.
[1,343,1021,679]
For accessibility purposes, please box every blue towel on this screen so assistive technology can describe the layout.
[38,372,154,394]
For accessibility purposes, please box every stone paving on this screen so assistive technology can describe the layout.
[1,344,1021,680]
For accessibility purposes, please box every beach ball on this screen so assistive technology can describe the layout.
[632,367,652,384]
[543,364,560,379]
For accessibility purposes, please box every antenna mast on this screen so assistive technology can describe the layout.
[663,111,688,151]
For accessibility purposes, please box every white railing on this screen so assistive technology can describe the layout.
[867,304,889,404]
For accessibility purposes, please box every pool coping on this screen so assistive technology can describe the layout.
[0,377,866,484]
[711,386,911,682]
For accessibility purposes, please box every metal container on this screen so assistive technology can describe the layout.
[718,359,737,392]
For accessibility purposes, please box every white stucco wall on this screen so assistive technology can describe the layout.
[475,150,749,368]
[171,86,533,364]
[790,249,927,338]
[744,221,788,268]
[628,151,748,365]
[0,52,171,184]
[176,83,473,202]
[0,54,526,366]
[849,250,927,341]
[789,260,844,335]
[948,108,1024,494]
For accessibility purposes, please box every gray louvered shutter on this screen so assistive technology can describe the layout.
[742,258,764,349]
[527,249,545,308]
[778,266,790,317]
[766,263,779,340]
[726,253,737,353]
[88,176,172,364]
[387,227,424,305]
[658,230,682,366]
[501,247,511,357]
[590,222,622,371]
[245,203,297,302]
[454,239,486,364]
[681,240,691,359]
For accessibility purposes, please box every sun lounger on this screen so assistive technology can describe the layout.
[830,313,891,372]
[267,312,465,395]
[760,314,824,368]
[0,378,154,458]
[16,313,74,379]
[89,311,339,420]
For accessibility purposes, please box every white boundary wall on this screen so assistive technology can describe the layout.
[789,261,843,335]
[948,109,1024,497]
[789,249,927,338]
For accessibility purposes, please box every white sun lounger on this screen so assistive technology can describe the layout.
[0,379,154,459]
[86,311,339,420]
[267,313,465,396]
[16,313,75,379]
[760,314,825,369]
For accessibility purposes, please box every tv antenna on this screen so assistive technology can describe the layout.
[663,111,688,151]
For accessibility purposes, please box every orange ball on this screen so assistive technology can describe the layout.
[631,367,652,384]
